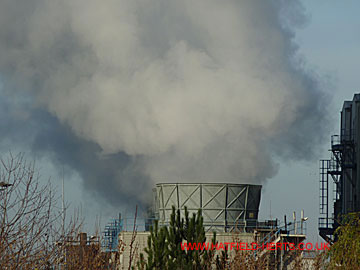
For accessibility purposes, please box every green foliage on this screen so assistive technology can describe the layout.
[138,206,217,270]
[140,220,169,269]
[328,212,360,270]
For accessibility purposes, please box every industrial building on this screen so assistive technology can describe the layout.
[54,94,360,268]
[319,93,360,243]
[102,183,307,270]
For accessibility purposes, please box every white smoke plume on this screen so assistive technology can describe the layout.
[0,0,328,204]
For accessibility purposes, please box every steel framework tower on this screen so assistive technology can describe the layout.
[319,94,360,243]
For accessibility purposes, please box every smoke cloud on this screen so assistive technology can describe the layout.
[0,0,329,205]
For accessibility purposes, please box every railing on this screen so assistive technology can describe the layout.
[332,130,355,146]
[116,217,301,234]
[102,218,123,252]
[119,217,304,237]
[152,218,279,232]
[318,217,333,229]
[329,156,340,172]
[121,217,157,232]
[331,135,340,147]
[254,221,306,258]
[340,129,354,142]
[285,221,307,235]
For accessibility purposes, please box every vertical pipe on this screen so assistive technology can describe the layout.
[326,163,329,228]
[161,185,165,226]
[79,232,87,246]
[200,184,202,209]
[62,168,65,237]
[176,184,179,209]
[245,185,249,220]
[224,184,228,232]
[301,210,304,234]
[280,237,284,270]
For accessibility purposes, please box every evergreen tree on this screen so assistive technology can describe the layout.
[138,220,169,270]
[138,206,217,270]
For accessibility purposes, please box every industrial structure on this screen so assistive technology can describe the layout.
[102,217,122,252]
[99,182,308,269]
[152,183,262,232]
[53,233,111,269]
[319,93,360,243]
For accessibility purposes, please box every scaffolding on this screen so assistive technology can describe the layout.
[102,217,122,252]
[101,214,156,252]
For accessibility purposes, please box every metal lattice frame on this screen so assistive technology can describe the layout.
[153,183,262,232]
[319,96,360,243]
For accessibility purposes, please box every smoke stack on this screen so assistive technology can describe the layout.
[79,232,87,246]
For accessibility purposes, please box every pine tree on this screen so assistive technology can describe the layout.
[138,220,169,270]
[138,206,217,270]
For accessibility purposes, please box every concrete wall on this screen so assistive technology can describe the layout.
[118,231,255,269]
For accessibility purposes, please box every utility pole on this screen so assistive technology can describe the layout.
[62,167,66,270]
[62,174,65,236]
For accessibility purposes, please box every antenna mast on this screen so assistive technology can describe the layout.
[62,167,65,236]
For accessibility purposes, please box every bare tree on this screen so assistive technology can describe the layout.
[0,152,78,269]
[128,205,139,270]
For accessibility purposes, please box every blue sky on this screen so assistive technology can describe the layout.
[259,0,360,242]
